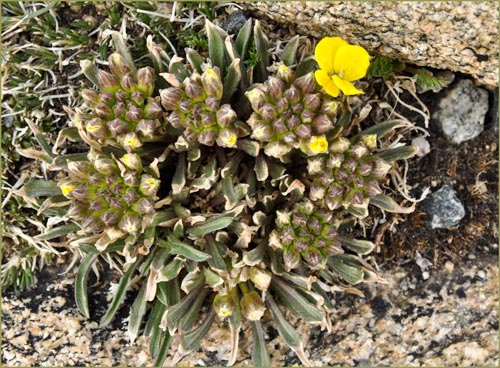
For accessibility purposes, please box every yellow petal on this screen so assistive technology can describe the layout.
[314,37,348,73]
[315,70,340,97]
[333,45,370,82]
[308,136,329,154]
[332,75,364,96]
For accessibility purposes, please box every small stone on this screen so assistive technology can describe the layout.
[433,79,489,144]
[444,261,455,272]
[476,270,487,280]
[423,185,465,229]
[221,11,248,34]
[411,136,431,157]
[422,271,430,280]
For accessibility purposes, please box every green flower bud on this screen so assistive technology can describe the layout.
[98,70,119,93]
[240,290,265,321]
[109,53,133,78]
[139,175,160,196]
[277,64,294,84]
[213,293,234,318]
[201,68,223,98]
[137,67,155,96]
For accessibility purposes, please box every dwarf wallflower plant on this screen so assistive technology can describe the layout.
[314,36,370,97]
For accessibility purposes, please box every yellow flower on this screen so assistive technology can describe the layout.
[314,37,370,97]
[307,136,329,154]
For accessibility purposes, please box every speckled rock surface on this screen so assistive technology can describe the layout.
[242,2,499,88]
[2,254,498,366]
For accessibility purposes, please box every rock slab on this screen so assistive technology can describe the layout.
[423,185,465,229]
[242,2,499,88]
[433,79,489,144]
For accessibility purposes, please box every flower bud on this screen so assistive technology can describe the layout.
[266,76,284,99]
[184,77,204,100]
[67,161,90,179]
[329,137,350,153]
[139,175,160,196]
[130,90,145,106]
[312,114,333,134]
[98,70,119,93]
[197,129,217,146]
[121,153,142,171]
[343,157,358,173]
[88,172,103,185]
[115,89,128,102]
[59,180,78,197]
[81,89,100,108]
[120,132,142,152]
[113,102,126,118]
[358,161,372,176]
[109,53,132,77]
[277,64,294,84]
[287,115,300,130]
[70,184,89,202]
[143,98,163,119]
[107,118,129,138]
[67,200,87,220]
[240,290,266,321]
[201,68,223,98]
[125,104,142,122]
[295,124,311,139]
[123,187,139,204]
[283,85,301,104]
[309,182,325,201]
[246,87,267,112]
[248,268,272,291]
[137,67,155,96]
[82,215,104,234]
[283,250,300,271]
[303,249,322,268]
[216,104,237,128]
[95,102,111,120]
[321,100,338,116]
[93,155,116,174]
[361,134,377,150]
[300,109,316,124]
[133,197,155,214]
[365,180,382,197]
[371,157,392,178]
[259,103,277,121]
[88,199,104,211]
[294,72,317,94]
[205,96,221,111]
[179,99,192,113]
[167,111,183,129]
[137,119,159,140]
[118,213,142,234]
[120,73,137,91]
[216,129,237,148]
[303,93,321,111]
[272,118,287,134]
[101,209,120,226]
[213,293,234,318]
[307,157,324,175]
[250,122,272,142]
[351,142,369,159]
[122,172,138,186]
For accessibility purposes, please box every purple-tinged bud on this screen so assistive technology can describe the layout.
[107,118,129,138]
[71,184,89,202]
[303,93,321,111]
[308,217,322,234]
[198,112,214,127]
[294,72,317,94]
[98,70,119,93]
[320,100,338,116]
[343,158,357,173]
[143,98,163,119]
[122,172,138,186]
[205,96,221,111]
[259,103,277,121]
[134,197,155,215]
[183,128,197,143]
[93,155,116,175]
[246,87,267,112]
[371,157,392,178]
[216,104,237,128]
[130,90,145,106]
[272,118,287,134]
[100,92,113,104]
[312,114,333,134]
[123,188,139,204]
[365,180,382,197]
[307,157,325,175]
[316,238,327,249]
[118,213,142,234]
[201,68,223,98]
[292,212,307,228]
[105,174,119,187]
[283,85,301,104]
[358,161,372,176]
[101,209,120,226]
[67,200,88,220]
[287,115,300,130]
[126,104,142,122]
[137,67,155,96]
[197,129,217,146]
[113,102,126,118]
[160,87,182,111]
[115,89,128,102]
[82,215,104,234]
[109,53,133,78]
[179,99,192,113]
[137,119,159,140]
[184,77,204,100]
[283,250,300,271]
[295,124,311,139]
[87,172,103,185]
[300,109,316,124]
[250,122,272,142]
[67,161,90,179]
[167,111,183,129]
[266,76,284,99]
[282,133,296,144]
[85,118,107,140]
[119,132,142,152]
[325,197,341,211]
[353,177,365,188]
[120,73,137,91]
[240,290,266,321]
[81,89,100,108]
[108,197,124,209]
[280,227,294,247]
[139,175,160,197]
[336,169,348,182]
[275,97,289,113]
[110,183,125,196]
[309,182,325,201]
[303,249,322,268]
[95,102,111,120]
[88,199,104,211]
[327,184,343,198]
[350,191,364,205]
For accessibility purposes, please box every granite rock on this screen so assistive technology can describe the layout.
[433,79,489,144]
[423,185,466,229]
[242,2,499,88]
